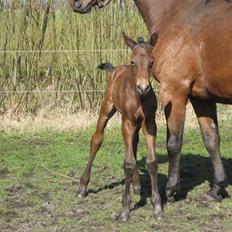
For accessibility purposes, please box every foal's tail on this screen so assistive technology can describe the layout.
[97,62,114,71]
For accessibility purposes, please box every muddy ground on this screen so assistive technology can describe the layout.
[0,126,232,231]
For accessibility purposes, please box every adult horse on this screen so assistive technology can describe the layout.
[72,0,232,202]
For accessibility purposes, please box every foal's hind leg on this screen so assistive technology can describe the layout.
[77,99,116,197]
[142,118,163,220]
[191,99,228,200]
[118,119,137,222]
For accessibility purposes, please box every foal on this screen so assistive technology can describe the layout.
[77,33,163,221]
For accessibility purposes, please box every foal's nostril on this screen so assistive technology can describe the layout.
[137,84,150,95]
[137,85,142,94]
[144,85,150,93]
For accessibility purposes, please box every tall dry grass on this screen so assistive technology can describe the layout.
[0,1,231,133]
[0,103,199,134]
[0,1,151,114]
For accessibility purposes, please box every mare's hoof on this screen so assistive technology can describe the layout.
[133,185,141,195]
[153,203,164,220]
[206,191,222,202]
[166,188,177,203]
[154,211,164,221]
[76,187,86,198]
[117,211,130,223]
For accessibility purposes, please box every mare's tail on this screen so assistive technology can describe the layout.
[97,62,114,71]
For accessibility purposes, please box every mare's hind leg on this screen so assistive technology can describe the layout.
[118,119,137,222]
[142,118,163,220]
[132,128,141,195]
[77,99,116,197]
[191,99,228,200]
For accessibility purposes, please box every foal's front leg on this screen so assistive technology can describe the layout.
[142,118,163,220]
[77,98,116,197]
[118,118,137,222]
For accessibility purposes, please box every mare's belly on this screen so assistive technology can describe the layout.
[192,76,232,104]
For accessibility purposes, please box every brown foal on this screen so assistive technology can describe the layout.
[77,33,163,221]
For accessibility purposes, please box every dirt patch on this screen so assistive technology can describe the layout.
[39,201,55,214]
[201,217,224,232]
[39,191,51,201]
[0,209,17,219]
[24,182,35,189]
[5,184,25,195]
[0,223,15,232]
[64,208,90,220]
[0,167,10,178]
[23,168,34,178]
[6,197,34,209]
[4,183,35,210]
[0,129,231,232]
[67,169,76,178]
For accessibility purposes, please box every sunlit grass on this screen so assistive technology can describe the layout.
[0,1,151,113]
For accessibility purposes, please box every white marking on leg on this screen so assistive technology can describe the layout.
[211,122,216,129]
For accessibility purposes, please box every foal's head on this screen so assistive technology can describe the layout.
[123,33,158,95]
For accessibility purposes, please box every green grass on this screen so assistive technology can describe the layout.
[0,123,232,231]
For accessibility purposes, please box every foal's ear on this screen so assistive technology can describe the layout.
[122,32,137,50]
[150,32,158,47]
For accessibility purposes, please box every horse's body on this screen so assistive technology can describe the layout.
[137,0,232,103]
[73,0,231,202]
[77,34,162,221]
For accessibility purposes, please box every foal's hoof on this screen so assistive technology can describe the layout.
[76,187,86,198]
[167,195,175,203]
[116,211,130,223]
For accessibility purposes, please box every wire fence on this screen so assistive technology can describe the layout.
[0,1,152,114]
[0,49,129,53]
[0,48,127,95]
[0,90,105,93]
[0,46,133,113]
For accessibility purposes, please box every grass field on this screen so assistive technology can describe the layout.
[1,2,232,231]
[0,119,232,232]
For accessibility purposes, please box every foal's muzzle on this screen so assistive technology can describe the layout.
[137,84,151,95]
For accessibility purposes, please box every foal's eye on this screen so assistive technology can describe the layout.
[150,60,154,68]
[131,61,135,66]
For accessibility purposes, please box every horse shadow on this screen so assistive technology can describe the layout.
[85,179,125,196]
[85,153,232,209]
[133,153,232,209]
